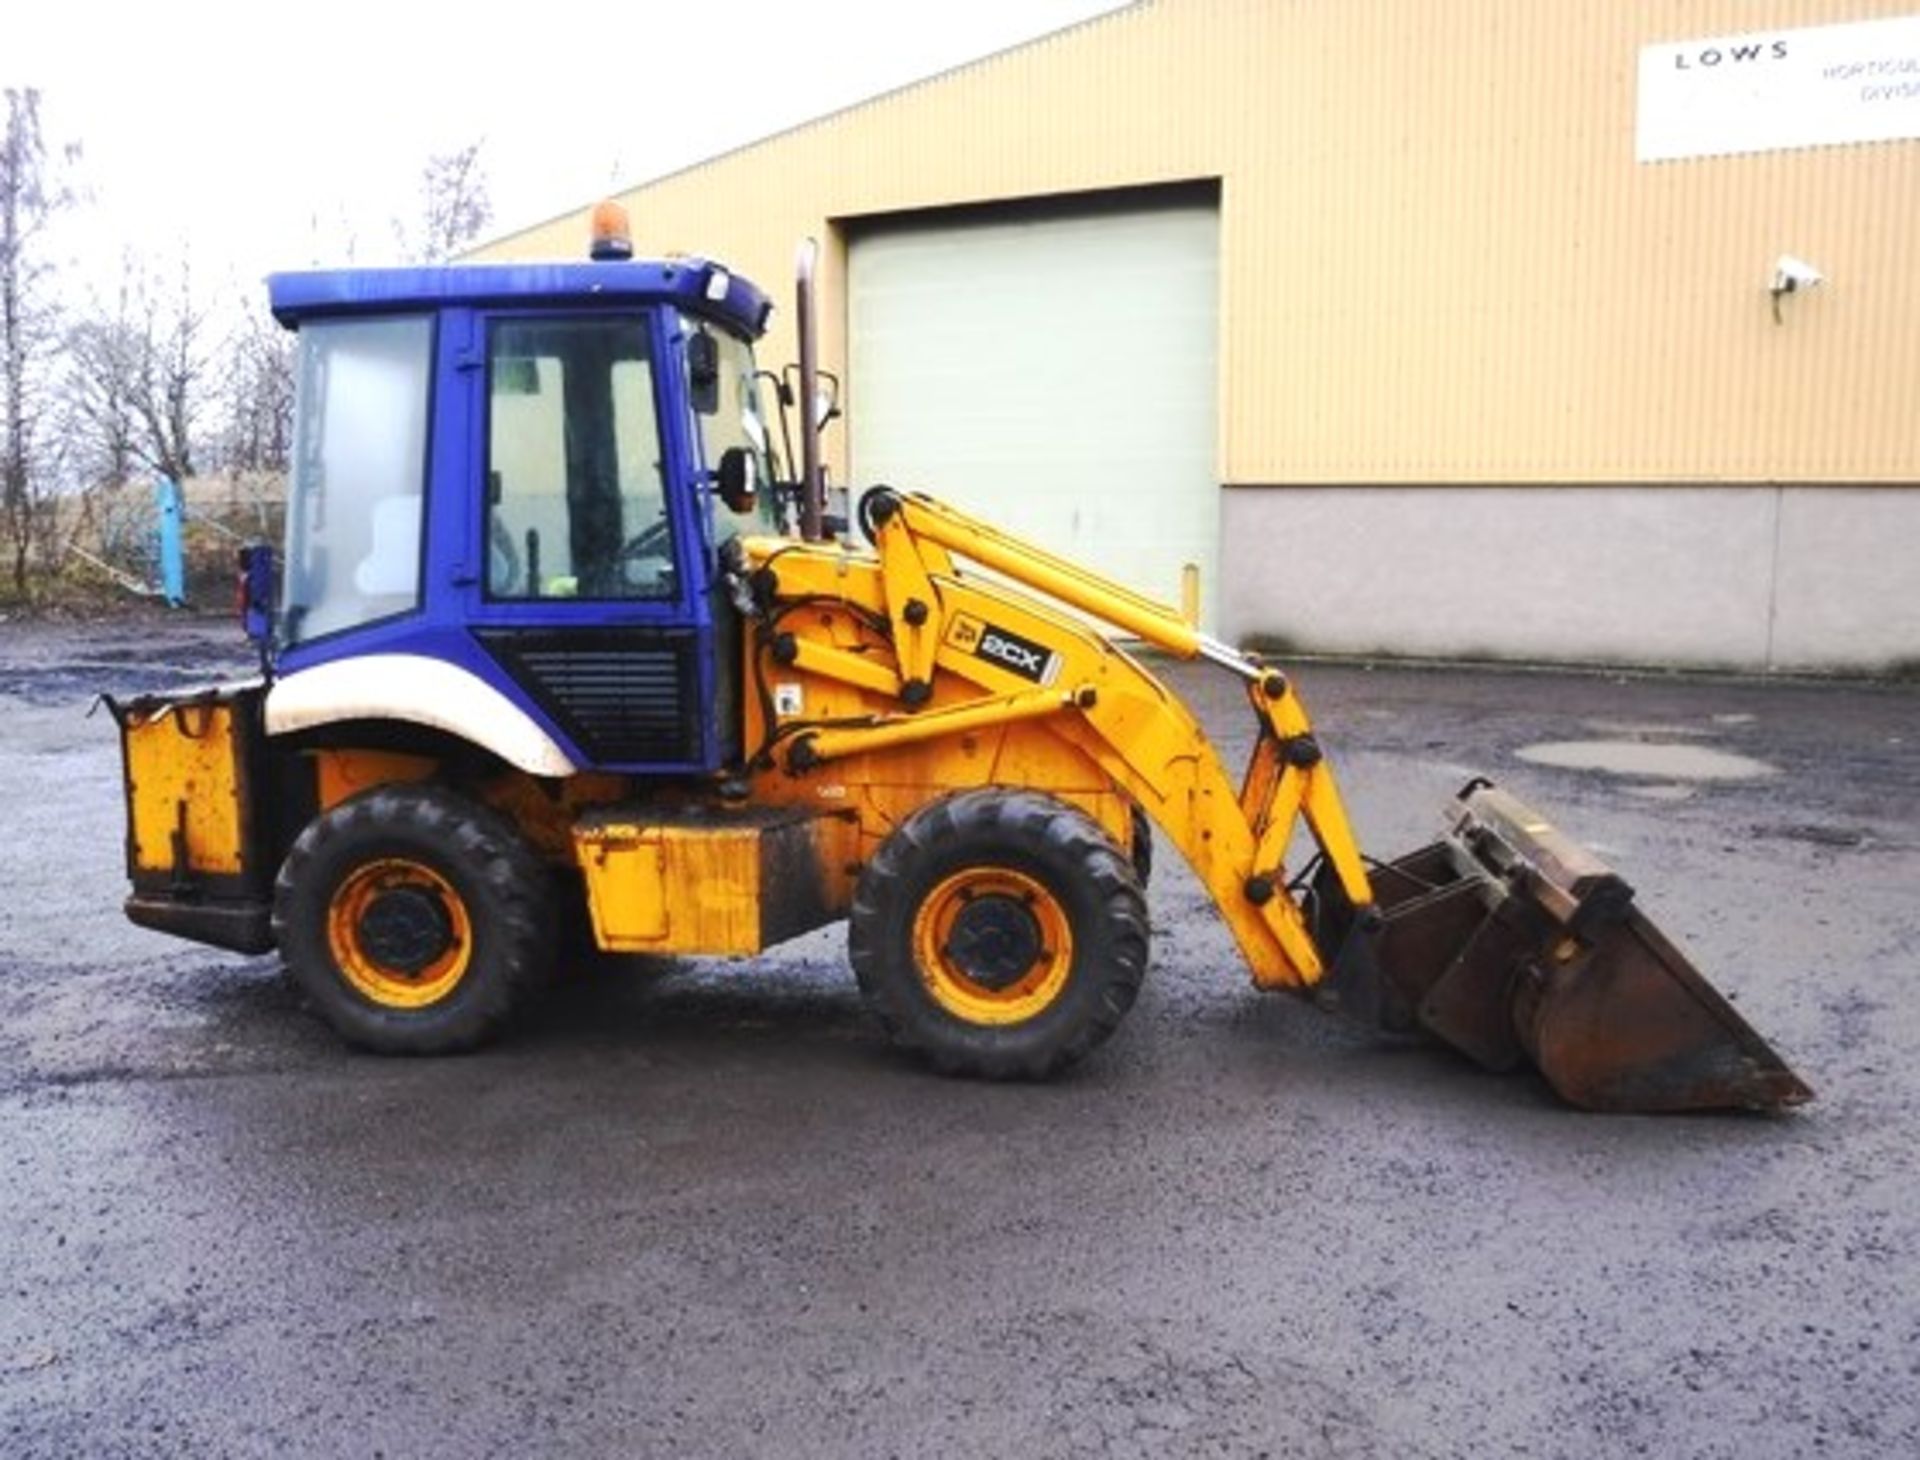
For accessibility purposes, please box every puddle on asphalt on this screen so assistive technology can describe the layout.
[1581,719,1711,740]
[1515,740,1778,781]
[1621,782,1698,802]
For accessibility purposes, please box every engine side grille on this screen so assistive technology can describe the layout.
[476,630,701,766]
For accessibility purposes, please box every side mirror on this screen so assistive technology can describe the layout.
[236,543,276,647]
[813,370,842,431]
[782,362,841,435]
[687,331,719,415]
[716,446,758,515]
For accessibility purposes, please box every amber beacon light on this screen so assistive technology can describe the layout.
[589,200,634,261]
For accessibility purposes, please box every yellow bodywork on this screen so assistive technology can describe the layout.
[573,810,857,955]
[258,493,1375,989]
[313,749,437,810]
[737,493,1376,989]
[122,697,252,879]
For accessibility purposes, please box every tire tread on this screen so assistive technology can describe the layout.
[271,783,553,1054]
[849,788,1149,1080]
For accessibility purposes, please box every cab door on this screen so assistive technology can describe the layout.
[466,310,721,772]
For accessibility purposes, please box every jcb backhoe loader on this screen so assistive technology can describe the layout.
[107,208,1808,1112]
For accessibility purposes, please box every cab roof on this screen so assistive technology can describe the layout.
[266,258,773,339]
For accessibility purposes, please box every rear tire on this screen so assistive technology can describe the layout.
[849,789,1149,1079]
[272,784,554,1054]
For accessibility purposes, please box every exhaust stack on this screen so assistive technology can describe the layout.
[794,237,825,542]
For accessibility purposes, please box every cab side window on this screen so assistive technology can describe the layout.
[486,317,674,600]
[283,315,434,644]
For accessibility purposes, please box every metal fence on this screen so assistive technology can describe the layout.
[59,475,284,607]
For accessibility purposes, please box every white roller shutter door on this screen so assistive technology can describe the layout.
[849,201,1220,627]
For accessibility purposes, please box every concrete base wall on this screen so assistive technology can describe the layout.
[1218,486,1920,672]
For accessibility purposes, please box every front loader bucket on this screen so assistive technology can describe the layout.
[1311,783,1811,1113]
[1511,904,1810,1112]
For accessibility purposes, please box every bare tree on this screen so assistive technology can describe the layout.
[63,275,142,495]
[62,256,213,508]
[216,304,294,476]
[66,255,292,562]
[401,140,493,263]
[129,258,208,482]
[71,255,284,488]
[205,301,294,539]
[0,88,75,597]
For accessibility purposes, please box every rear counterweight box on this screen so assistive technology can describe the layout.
[110,681,301,954]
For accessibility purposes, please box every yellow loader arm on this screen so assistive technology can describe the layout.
[739,488,1809,1113]
[819,489,1372,990]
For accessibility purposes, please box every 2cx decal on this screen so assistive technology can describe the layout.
[945,614,1059,685]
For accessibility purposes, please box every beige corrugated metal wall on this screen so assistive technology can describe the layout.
[474,0,1920,488]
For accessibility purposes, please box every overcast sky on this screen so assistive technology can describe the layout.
[9,0,1130,308]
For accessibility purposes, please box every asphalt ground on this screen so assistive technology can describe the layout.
[1,613,1915,1458]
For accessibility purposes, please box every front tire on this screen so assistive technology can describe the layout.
[849,789,1149,1079]
[1129,802,1154,889]
[272,784,555,1054]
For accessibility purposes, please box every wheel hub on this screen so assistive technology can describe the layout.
[944,893,1045,989]
[911,865,1076,1026]
[327,856,474,1010]
[355,885,454,975]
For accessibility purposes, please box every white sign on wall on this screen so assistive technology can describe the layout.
[1638,14,1920,161]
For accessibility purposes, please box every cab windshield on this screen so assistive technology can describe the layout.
[686,318,779,535]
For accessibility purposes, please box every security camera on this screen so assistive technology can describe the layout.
[1772,254,1824,293]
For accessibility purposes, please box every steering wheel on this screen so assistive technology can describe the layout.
[617,514,673,564]
[615,514,675,592]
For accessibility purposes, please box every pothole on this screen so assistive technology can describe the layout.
[1515,740,1777,781]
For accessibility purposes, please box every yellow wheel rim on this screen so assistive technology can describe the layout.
[912,867,1074,1026]
[326,857,473,1009]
